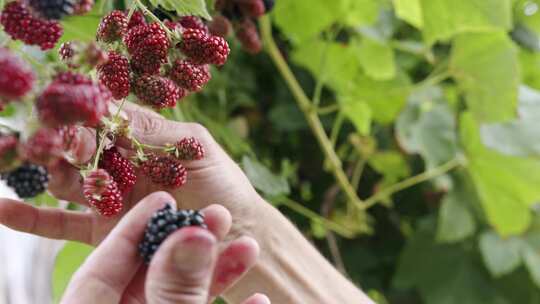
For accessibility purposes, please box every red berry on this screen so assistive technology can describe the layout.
[0,48,35,101]
[97,10,127,43]
[179,16,208,32]
[36,82,109,127]
[53,71,92,85]
[238,0,266,17]
[0,1,63,50]
[0,134,21,173]
[59,41,77,63]
[208,15,232,37]
[132,75,185,109]
[127,10,145,29]
[174,137,205,160]
[83,169,123,217]
[204,35,230,66]
[99,147,136,194]
[19,128,63,167]
[124,23,169,54]
[236,19,262,54]
[141,154,187,188]
[73,0,94,15]
[168,59,211,92]
[98,52,130,100]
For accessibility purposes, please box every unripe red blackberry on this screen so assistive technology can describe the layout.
[141,154,187,188]
[0,48,35,102]
[59,41,78,67]
[97,10,127,43]
[0,1,63,50]
[236,19,262,54]
[124,23,169,55]
[208,15,232,37]
[36,82,110,127]
[132,75,185,109]
[0,134,21,173]
[19,128,64,167]
[2,163,49,198]
[127,10,145,29]
[179,28,209,61]
[237,0,266,17]
[99,147,136,194]
[139,205,206,264]
[53,71,92,85]
[204,35,230,66]
[83,169,123,217]
[73,0,94,15]
[168,59,211,92]
[173,137,205,160]
[179,16,207,32]
[98,52,130,100]
[28,0,77,20]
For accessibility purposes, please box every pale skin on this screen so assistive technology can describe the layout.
[0,103,374,304]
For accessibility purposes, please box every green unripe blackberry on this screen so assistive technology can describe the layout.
[139,205,207,264]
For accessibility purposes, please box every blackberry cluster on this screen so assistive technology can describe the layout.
[211,0,276,54]
[139,205,207,264]
[94,10,229,109]
[28,0,77,20]
[2,163,49,198]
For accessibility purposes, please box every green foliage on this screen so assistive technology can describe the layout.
[53,242,93,303]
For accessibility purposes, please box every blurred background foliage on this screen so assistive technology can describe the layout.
[12,0,540,303]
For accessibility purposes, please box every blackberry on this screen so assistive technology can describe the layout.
[2,163,48,198]
[262,0,275,12]
[139,205,206,264]
[28,0,77,20]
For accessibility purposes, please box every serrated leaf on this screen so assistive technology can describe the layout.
[242,156,290,197]
[479,231,523,277]
[420,0,512,44]
[357,36,396,80]
[436,189,476,243]
[393,0,423,28]
[53,242,93,303]
[149,0,211,19]
[450,32,519,123]
[461,113,537,236]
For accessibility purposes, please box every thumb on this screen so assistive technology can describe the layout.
[146,227,217,304]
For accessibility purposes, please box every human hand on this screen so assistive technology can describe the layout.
[59,191,266,304]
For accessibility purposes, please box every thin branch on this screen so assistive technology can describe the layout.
[318,104,339,115]
[260,16,364,209]
[321,184,348,276]
[361,157,464,210]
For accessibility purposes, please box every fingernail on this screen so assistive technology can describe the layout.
[174,228,215,272]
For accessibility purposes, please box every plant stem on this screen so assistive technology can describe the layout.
[351,157,366,191]
[361,157,463,209]
[275,196,355,238]
[260,16,364,209]
[318,104,339,115]
[330,111,345,148]
[134,0,176,38]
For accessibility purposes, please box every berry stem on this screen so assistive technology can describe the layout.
[133,0,176,39]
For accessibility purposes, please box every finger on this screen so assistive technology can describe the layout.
[146,227,218,304]
[201,204,232,241]
[210,236,259,298]
[47,160,87,205]
[61,191,176,304]
[242,294,271,304]
[0,198,94,244]
[116,102,213,151]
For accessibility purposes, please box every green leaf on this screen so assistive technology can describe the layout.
[436,188,476,243]
[396,87,459,169]
[53,242,93,303]
[242,156,290,197]
[420,0,512,44]
[149,0,211,19]
[461,113,537,236]
[393,0,423,28]
[480,121,540,157]
[357,36,396,80]
[520,49,540,90]
[60,14,102,43]
[368,151,410,184]
[479,231,523,277]
[450,31,519,123]
[340,101,372,136]
[342,0,380,27]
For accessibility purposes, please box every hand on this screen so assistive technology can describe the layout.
[0,102,262,246]
[59,191,266,304]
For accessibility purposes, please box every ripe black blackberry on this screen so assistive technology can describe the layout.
[2,163,49,198]
[139,205,207,264]
[262,0,275,12]
[28,0,77,20]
